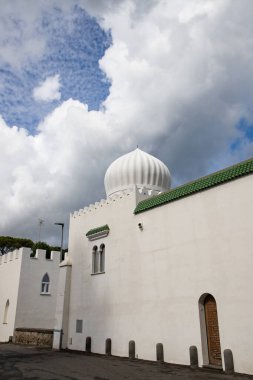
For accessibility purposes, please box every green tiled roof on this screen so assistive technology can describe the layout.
[86,224,110,237]
[134,157,253,214]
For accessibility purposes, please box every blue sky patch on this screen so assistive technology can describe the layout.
[0,6,111,133]
[230,118,253,151]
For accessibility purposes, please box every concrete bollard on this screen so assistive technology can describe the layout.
[105,338,111,355]
[85,336,91,353]
[224,349,234,374]
[156,343,164,362]
[129,340,135,359]
[189,346,199,368]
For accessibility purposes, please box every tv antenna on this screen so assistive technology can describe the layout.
[38,218,44,241]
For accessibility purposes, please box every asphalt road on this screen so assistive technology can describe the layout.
[0,343,252,380]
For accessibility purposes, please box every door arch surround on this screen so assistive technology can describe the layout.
[199,293,222,366]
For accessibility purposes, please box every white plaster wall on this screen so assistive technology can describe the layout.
[15,249,61,330]
[0,249,25,342]
[53,259,72,349]
[67,175,253,375]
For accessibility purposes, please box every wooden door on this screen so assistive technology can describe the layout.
[204,295,222,366]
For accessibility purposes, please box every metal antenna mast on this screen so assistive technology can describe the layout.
[38,218,44,241]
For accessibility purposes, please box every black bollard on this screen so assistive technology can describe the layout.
[105,338,111,355]
[129,340,135,359]
[189,346,199,368]
[156,343,164,362]
[85,336,91,353]
[224,349,234,374]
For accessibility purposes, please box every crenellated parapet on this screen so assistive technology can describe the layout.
[0,247,28,265]
[70,185,163,219]
[0,248,22,265]
[71,188,135,218]
[31,249,61,262]
[0,247,61,266]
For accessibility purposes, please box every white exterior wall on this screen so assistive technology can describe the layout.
[0,247,61,343]
[0,249,25,342]
[15,249,61,330]
[67,175,253,375]
[53,257,72,349]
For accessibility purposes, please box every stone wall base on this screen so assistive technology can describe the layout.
[14,328,53,347]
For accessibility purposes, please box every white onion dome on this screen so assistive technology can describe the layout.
[104,148,171,197]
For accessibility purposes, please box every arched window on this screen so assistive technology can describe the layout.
[99,244,105,273]
[3,299,9,324]
[41,273,50,294]
[92,246,98,274]
[92,244,105,274]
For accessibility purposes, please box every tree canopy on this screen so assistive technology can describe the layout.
[0,236,34,255]
[0,236,64,257]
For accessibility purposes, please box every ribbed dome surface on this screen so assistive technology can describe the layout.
[104,148,171,197]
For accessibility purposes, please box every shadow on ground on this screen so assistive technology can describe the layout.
[0,344,252,380]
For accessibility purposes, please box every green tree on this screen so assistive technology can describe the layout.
[0,236,34,255]
[49,246,61,252]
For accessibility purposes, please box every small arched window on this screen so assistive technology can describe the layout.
[92,246,98,274]
[3,299,9,324]
[99,244,105,273]
[41,273,50,294]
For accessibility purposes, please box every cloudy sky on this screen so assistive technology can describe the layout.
[1,0,253,246]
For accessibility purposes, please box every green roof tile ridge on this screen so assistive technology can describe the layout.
[134,157,253,214]
[86,224,110,237]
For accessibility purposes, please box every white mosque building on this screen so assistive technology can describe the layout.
[53,148,253,375]
[1,148,253,375]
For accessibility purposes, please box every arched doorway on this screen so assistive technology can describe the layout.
[204,294,222,366]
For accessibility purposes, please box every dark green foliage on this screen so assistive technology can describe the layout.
[0,236,34,255]
[50,246,61,252]
[0,236,67,258]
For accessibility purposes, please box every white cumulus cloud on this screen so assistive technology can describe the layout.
[1,0,253,245]
[33,75,61,103]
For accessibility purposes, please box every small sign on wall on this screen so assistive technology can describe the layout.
[76,320,83,333]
